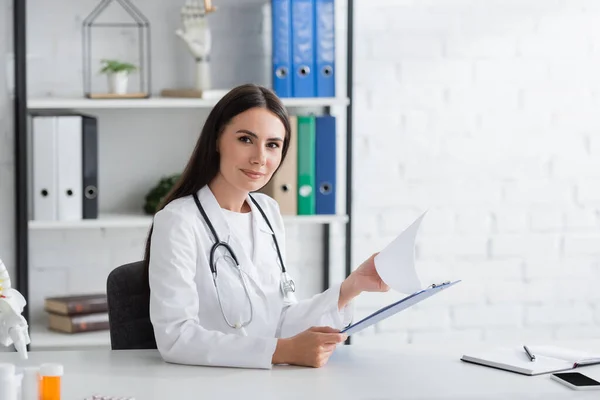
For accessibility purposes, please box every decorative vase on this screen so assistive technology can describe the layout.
[107,71,129,94]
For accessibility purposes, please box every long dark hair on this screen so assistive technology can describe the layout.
[142,84,291,284]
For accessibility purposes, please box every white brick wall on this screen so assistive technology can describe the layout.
[2,0,600,349]
[351,0,600,347]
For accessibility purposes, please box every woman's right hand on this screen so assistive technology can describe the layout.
[272,326,347,368]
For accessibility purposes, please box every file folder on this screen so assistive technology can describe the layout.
[297,115,316,214]
[56,116,83,221]
[30,115,58,221]
[271,0,292,97]
[28,111,99,221]
[291,0,316,97]
[341,280,461,336]
[80,115,99,219]
[259,115,298,214]
[315,115,336,214]
[314,0,335,97]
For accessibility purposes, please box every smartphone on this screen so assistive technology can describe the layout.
[551,372,600,391]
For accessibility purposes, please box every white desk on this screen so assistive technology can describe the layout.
[1,342,600,399]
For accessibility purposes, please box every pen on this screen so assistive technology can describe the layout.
[523,345,535,362]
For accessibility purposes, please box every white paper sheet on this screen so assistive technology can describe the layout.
[374,211,427,294]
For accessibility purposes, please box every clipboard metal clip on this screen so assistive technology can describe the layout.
[428,281,451,289]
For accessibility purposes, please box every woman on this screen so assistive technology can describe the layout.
[144,84,389,369]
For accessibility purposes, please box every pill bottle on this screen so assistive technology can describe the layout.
[0,363,17,400]
[39,363,63,400]
[21,367,40,400]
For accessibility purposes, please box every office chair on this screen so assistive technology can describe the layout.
[106,260,157,350]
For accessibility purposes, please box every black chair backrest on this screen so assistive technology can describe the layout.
[106,260,157,350]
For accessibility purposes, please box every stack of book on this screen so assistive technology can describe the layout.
[44,294,109,334]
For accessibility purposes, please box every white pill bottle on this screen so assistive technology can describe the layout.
[0,363,17,400]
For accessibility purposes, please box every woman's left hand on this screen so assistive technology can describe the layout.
[338,253,389,310]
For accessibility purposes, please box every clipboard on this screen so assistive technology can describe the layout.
[341,280,461,335]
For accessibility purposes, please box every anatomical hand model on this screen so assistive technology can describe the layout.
[0,258,30,359]
[175,0,217,91]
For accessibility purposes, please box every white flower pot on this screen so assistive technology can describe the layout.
[107,71,129,95]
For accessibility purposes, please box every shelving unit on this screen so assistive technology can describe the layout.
[29,213,349,230]
[13,0,354,349]
[28,97,350,110]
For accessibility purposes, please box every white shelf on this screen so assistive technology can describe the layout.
[27,96,350,110]
[28,213,349,230]
[29,213,153,230]
[29,324,111,351]
[282,214,349,224]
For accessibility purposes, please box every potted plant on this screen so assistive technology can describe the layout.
[143,174,181,215]
[99,59,137,95]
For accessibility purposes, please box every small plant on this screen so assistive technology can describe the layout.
[99,59,138,94]
[99,59,137,75]
[144,174,182,215]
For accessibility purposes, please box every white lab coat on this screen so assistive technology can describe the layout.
[148,185,353,369]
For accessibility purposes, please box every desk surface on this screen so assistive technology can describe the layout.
[2,341,600,399]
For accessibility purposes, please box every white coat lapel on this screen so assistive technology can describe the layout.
[196,186,231,246]
[247,194,275,267]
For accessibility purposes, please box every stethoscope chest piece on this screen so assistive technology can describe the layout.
[280,272,296,303]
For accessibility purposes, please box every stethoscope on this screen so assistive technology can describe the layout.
[193,193,296,331]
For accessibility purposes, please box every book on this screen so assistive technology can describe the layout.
[48,312,109,333]
[44,294,108,316]
[461,345,600,376]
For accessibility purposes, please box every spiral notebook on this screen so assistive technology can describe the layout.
[461,345,600,376]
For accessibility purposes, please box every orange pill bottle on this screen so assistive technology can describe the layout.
[39,364,63,400]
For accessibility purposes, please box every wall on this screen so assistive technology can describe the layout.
[351,0,600,346]
[26,0,273,96]
[1,0,15,280]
